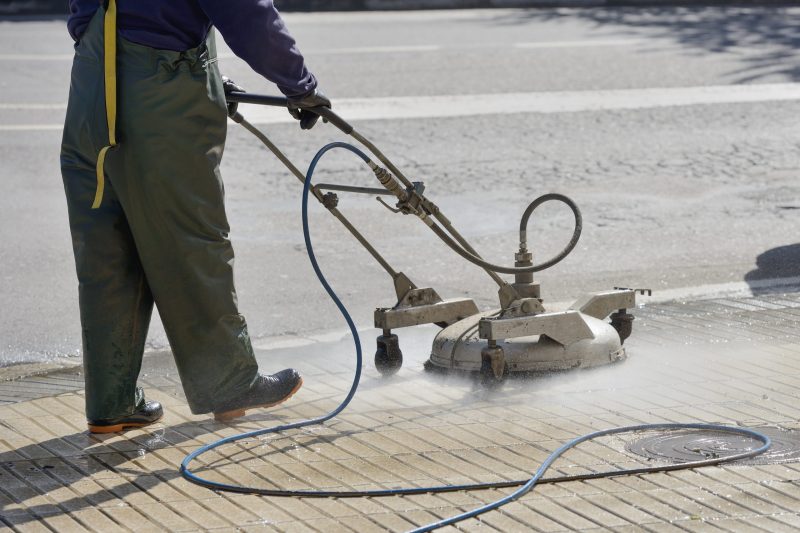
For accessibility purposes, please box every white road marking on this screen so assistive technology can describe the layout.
[283,8,534,24]
[0,39,643,62]
[219,45,441,60]
[0,124,63,131]
[4,82,800,131]
[312,44,442,55]
[514,39,642,49]
[0,103,66,110]
[0,54,74,61]
[237,82,800,125]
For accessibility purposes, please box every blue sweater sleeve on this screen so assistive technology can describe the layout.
[67,0,100,42]
[198,0,317,97]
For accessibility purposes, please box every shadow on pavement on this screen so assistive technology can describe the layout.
[0,415,303,526]
[1,427,180,525]
[486,7,800,83]
[0,367,568,527]
[745,243,800,295]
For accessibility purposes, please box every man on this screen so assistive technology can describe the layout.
[62,0,329,433]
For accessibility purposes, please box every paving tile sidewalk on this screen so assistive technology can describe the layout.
[2,292,800,532]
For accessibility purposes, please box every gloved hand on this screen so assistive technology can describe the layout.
[287,89,331,130]
[221,76,245,118]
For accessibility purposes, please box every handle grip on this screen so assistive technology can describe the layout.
[226,91,354,135]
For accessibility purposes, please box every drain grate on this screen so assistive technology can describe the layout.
[626,426,800,466]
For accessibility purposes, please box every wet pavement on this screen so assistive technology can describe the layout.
[2,291,800,531]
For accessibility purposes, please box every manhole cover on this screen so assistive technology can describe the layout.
[626,427,800,466]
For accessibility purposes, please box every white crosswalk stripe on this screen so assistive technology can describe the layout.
[3,83,799,131]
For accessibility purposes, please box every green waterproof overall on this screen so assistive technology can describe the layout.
[60,4,258,421]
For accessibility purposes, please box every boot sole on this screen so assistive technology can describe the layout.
[87,413,164,434]
[213,377,304,422]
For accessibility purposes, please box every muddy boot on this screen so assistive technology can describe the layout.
[213,369,303,422]
[87,400,163,434]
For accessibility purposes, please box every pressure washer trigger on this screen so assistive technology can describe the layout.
[376,197,401,213]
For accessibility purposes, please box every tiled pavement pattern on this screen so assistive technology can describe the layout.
[0,373,83,406]
[2,293,800,532]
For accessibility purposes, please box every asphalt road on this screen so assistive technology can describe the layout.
[2,7,800,366]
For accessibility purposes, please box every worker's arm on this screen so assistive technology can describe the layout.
[199,0,317,98]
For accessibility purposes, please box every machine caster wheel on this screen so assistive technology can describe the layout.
[479,344,507,388]
[610,309,634,344]
[375,333,402,376]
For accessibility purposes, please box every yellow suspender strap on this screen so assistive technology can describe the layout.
[92,0,118,209]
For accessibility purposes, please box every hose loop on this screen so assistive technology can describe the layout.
[426,193,582,276]
[519,192,583,271]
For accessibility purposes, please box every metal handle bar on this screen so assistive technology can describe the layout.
[226,91,580,283]
[226,91,354,134]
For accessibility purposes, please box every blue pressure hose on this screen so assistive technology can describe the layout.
[181,142,771,532]
[180,142,368,493]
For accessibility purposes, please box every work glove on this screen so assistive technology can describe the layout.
[221,76,245,118]
[287,89,331,130]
